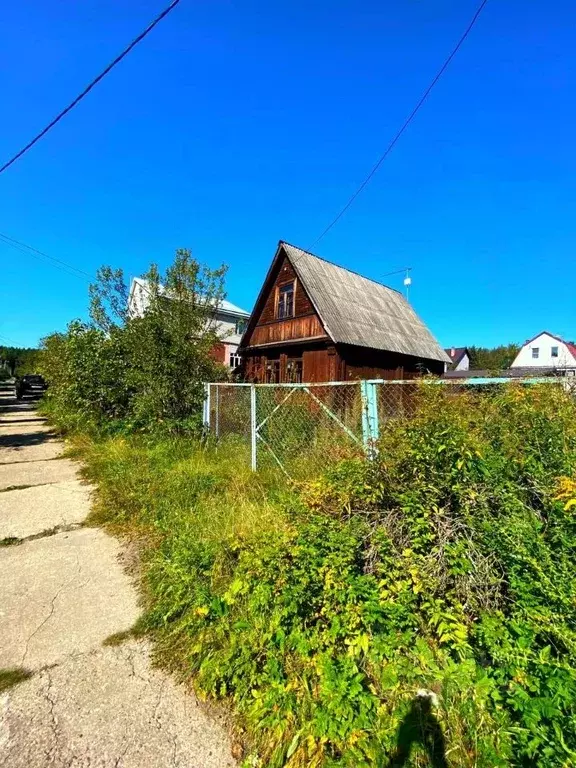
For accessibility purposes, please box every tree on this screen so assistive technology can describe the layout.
[41,249,230,433]
[0,346,41,376]
[468,344,520,371]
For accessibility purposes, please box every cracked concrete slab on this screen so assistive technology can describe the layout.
[0,528,140,670]
[0,422,52,435]
[0,480,91,539]
[0,641,236,768]
[0,396,237,767]
[0,439,64,465]
[0,459,79,491]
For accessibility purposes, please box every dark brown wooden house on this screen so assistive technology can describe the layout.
[239,242,450,383]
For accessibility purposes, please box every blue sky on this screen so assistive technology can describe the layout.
[1,0,575,349]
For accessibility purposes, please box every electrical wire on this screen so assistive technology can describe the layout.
[0,0,182,176]
[0,232,94,282]
[309,0,490,248]
[381,266,412,278]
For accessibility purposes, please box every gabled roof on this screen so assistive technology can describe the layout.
[129,277,249,318]
[521,330,576,361]
[243,241,450,364]
[444,347,469,368]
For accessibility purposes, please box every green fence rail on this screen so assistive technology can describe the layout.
[204,378,563,479]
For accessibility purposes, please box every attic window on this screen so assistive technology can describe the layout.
[551,346,559,358]
[277,281,294,319]
[532,347,539,359]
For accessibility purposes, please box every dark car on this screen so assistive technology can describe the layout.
[15,374,47,400]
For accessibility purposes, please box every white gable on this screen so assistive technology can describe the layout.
[510,332,576,368]
[127,277,250,346]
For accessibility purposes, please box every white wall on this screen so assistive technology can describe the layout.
[454,353,470,371]
[511,332,576,368]
[128,279,249,346]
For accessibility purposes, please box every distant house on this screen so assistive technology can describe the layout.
[444,331,576,380]
[128,277,250,369]
[239,241,449,383]
[510,331,576,373]
[444,347,470,372]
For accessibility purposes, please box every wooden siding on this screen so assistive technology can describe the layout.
[243,343,341,384]
[257,255,314,324]
[339,344,445,380]
[242,343,445,384]
[249,314,326,347]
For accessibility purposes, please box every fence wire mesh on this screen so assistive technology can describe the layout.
[255,383,363,478]
[205,378,566,479]
[208,383,251,441]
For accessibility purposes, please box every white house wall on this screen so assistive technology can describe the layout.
[128,279,249,346]
[511,333,576,368]
[454,354,470,371]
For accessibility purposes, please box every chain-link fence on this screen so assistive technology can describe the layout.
[204,378,564,479]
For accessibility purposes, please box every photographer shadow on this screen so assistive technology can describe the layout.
[389,694,448,768]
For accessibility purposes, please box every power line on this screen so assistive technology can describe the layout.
[0,0,182,176]
[381,266,412,278]
[0,233,94,282]
[309,0,490,248]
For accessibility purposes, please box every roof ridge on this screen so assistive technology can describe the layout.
[280,240,403,296]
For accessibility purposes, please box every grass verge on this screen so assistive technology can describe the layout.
[60,383,576,767]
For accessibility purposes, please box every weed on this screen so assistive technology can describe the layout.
[0,667,32,692]
[50,383,576,766]
[103,617,148,646]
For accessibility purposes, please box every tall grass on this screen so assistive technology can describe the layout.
[78,434,290,542]
[60,382,576,767]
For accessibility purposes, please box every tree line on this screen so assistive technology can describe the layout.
[0,346,41,378]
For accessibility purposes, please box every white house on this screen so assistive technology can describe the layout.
[127,277,250,369]
[444,347,470,372]
[510,331,576,371]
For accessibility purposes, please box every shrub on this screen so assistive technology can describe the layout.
[39,250,230,433]
[78,381,576,766]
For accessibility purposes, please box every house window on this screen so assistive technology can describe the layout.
[235,318,247,335]
[532,347,539,359]
[229,354,242,369]
[265,360,280,383]
[286,358,303,383]
[277,282,294,319]
[551,346,559,358]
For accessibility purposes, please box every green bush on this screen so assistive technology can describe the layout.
[39,250,229,433]
[77,382,576,766]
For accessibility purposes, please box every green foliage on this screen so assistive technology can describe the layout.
[0,667,32,692]
[0,346,41,376]
[39,249,230,433]
[468,343,520,370]
[75,382,576,766]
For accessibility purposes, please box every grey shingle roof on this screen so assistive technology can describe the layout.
[282,243,450,364]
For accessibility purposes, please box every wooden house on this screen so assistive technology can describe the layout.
[239,242,450,382]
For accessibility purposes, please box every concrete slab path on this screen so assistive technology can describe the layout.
[0,387,236,767]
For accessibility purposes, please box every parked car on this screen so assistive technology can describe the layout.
[15,374,47,400]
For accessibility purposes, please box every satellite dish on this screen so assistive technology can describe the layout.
[403,276,412,286]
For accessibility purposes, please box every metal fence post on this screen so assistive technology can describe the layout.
[215,385,220,439]
[360,380,379,458]
[203,383,210,430]
[250,383,257,471]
